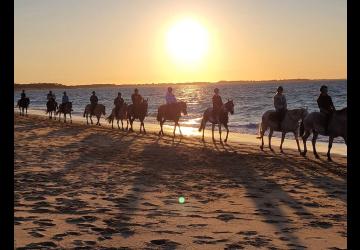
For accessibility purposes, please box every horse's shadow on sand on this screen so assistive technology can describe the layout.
[15,122,346,249]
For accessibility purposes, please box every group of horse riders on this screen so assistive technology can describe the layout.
[19,84,336,133]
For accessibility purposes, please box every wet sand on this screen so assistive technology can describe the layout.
[15,114,347,249]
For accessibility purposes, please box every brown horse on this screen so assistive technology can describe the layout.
[83,104,106,125]
[199,100,234,143]
[56,102,73,123]
[127,99,148,133]
[17,97,30,116]
[106,103,128,130]
[46,99,58,119]
[157,101,187,137]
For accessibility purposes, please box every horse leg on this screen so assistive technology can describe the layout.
[97,116,101,126]
[64,113,67,123]
[142,120,146,134]
[327,136,334,161]
[70,112,72,123]
[280,132,285,153]
[202,120,207,142]
[301,130,311,156]
[173,122,177,137]
[90,115,93,125]
[121,120,124,131]
[177,121,183,136]
[294,132,301,154]
[268,128,274,151]
[219,124,222,143]
[224,124,229,143]
[159,120,164,136]
[212,124,215,142]
[312,131,319,158]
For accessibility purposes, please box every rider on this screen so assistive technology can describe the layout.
[21,89,26,99]
[165,87,177,104]
[47,90,56,101]
[131,88,143,113]
[317,85,335,135]
[273,86,287,130]
[90,91,98,115]
[114,92,124,114]
[62,91,69,104]
[212,88,223,123]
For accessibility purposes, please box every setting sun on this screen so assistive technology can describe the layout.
[166,18,209,67]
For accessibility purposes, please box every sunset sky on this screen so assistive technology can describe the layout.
[14,0,346,85]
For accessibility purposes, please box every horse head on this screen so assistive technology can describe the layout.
[180,101,188,115]
[225,99,234,115]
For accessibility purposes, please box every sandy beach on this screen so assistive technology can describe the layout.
[14,114,347,249]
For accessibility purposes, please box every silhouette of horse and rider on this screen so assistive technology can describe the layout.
[18,84,346,160]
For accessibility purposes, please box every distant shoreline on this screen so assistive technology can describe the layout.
[14,79,346,89]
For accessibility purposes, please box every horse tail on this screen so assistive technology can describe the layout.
[106,113,114,123]
[299,120,305,137]
[256,122,263,139]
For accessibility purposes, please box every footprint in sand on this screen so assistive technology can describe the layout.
[147,239,180,249]
[308,220,333,229]
[216,213,236,222]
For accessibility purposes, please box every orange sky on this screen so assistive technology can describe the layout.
[15,0,346,85]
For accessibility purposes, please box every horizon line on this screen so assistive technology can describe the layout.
[15,78,347,87]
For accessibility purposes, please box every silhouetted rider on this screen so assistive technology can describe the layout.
[114,92,124,114]
[273,86,287,130]
[21,89,26,99]
[165,87,177,104]
[212,88,223,123]
[317,85,335,135]
[90,91,98,115]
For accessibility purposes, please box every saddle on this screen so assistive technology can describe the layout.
[268,110,286,130]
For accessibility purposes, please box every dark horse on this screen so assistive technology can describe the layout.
[127,99,148,133]
[56,102,73,123]
[17,97,30,116]
[157,101,188,137]
[199,100,234,143]
[46,99,58,119]
[301,107,347,161]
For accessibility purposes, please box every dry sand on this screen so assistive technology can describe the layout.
[15,114,347,249]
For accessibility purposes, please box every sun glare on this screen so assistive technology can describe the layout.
[166,18,209,67]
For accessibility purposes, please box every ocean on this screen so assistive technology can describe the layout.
[14,80,347,143]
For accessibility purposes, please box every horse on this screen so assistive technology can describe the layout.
[46,99,58,119]
[83,104,106,125]
[106,103,128,130]
[301,107,347,161]
[157,101,188,137]
[198,100,234,143]
[257,108,308,153]
[17,97,30,116]
[127,99,148,133]
[56,102,73,123]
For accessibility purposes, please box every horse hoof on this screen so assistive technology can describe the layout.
[270,148,274,152]
[315,154,320,159]
[224,139,227,143]
[327,157,333,162]
[280,150,284,154]
[260,146,264,151]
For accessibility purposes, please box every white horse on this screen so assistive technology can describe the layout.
[301,107,347,161]
[83,104,106,126]
[257,108,308,153]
